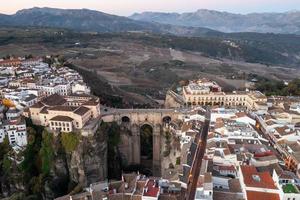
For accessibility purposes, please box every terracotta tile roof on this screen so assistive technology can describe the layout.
[48,106,77,112]
[41,94,66,106]
[228,179,242,193]
[215,118,224,129]
[246,191,280,200]
[223,148,231,156]
[143,179,159,197]
[134,181,147,195]
[256,163,283,176]
[181,122,193,132]
[31,102,44,108]
[213,191,242,200]
[241,166,277,189]
[264,115,275,120]
[235,112,247,118]
[74,106,90,116]
[218,165,235,171]
[265,120,277,126]
[40,106,49,114]
[0,58,21,65]
[83,99,99,106]
[275,126,296,136]
[204,172,212,183]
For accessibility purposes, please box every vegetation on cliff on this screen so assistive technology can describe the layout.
[140,124,153,160]
[0,138,11,175]
[61,132,80,153]
[0,123,76,199]
[163,131,172,157]
[256,78,300,96]
[100,121,122,180]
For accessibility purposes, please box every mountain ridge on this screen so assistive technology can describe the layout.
[0,7,218,36]
[130,9,300,34]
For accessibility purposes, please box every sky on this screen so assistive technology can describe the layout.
[0,0,299,16]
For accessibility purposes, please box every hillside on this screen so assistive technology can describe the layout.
[0,7,217,37]
[130,9,300,34]
[0,27,299,108]
[0,27,300,66]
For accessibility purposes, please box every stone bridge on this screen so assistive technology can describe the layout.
[102,109,179,176]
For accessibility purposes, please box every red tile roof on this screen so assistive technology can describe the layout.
[143,180,159,197]
[219,165,235,171]
[0,59,21,66]
[241,166,277,189]
[246,191,280,200]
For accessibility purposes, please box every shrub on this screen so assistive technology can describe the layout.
[61,132,80,153]
[39,131,54,175]
[176,157,181,165]
[2,155,11,174]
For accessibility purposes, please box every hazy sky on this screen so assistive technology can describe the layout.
[0,0,299,16]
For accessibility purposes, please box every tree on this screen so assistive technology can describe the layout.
[61,132,80,153]
[39,131,54,175]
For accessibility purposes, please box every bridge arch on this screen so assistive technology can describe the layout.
[162,116,172,124]
[109,109,179,176]
[121,116,131,123]
[140,124,154,172]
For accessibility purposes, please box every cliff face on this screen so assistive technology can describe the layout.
[70,132,107,186]
[0,125,107,200]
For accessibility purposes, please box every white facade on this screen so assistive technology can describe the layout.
[21,58,43,66]
[0,128,5,143]
[0,77,8,85]
[6,108,22,120]
[39,83,71,96]
[2,119,27,147]
[71,83,91,94]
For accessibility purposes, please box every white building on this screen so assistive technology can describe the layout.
[239,165,281,200]
[71,82,91,94]
[38,83,71,96]
[0,128,5,143]
[272,169,300,200]
[0,77,9,85]
[6,107,22,120]
[21,58,43,66]
[2,118,27,147]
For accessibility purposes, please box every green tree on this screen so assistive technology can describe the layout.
[2,155,12,174]
[61,132,80,153]
[39,131,54,175]
[0,137,10,160]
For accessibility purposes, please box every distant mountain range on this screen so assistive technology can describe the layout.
[130,9,300,34]
[0,7,217,36]
[1,7,300,36]
[1,7,300,67]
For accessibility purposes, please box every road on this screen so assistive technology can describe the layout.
[185,110,211,200]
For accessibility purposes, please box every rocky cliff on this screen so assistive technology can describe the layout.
[0,123,107,200]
